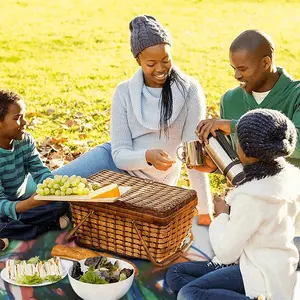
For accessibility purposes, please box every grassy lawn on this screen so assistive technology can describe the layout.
[1,0,300,191]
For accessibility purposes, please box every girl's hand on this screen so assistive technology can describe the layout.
[213,194,230,217]
[191,149,218,173]
[146,149,176,171]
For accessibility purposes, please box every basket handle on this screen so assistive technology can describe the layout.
[65,210,94,242]
[132,221,193,267]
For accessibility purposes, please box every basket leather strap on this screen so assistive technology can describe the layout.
[132,220,194,267]
[65,210,95,242]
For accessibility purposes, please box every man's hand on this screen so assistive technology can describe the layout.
[16,194,51,213]
[146,149,176,171]
[196,118,232,144]
[213,194,230,217]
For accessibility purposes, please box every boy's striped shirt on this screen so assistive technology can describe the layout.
[0,133,52,219]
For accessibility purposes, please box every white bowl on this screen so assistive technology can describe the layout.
[68,257,135,300]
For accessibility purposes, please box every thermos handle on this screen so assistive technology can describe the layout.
[214,130,239,160]
[176,145,186,163]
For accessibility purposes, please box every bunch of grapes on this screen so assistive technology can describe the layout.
[36,175,100,196]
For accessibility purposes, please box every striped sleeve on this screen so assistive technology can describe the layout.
[0,179,19,220]
[25,134,53,184]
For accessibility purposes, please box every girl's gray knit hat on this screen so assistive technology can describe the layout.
[237,108,297,161]
[129,15,171,58]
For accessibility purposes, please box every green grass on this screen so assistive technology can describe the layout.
[1,0,300,191]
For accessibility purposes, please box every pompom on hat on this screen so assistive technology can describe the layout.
[237,109,297,161]
[129,15,171,58]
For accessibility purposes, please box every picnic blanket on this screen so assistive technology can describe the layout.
[0,217,299,300]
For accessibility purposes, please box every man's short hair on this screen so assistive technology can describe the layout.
[230,29,275,59]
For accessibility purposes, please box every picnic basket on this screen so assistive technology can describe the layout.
[65,170,198,266]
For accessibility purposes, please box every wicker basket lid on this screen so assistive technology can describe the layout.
[88,170,197,218]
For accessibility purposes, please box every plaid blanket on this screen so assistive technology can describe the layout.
[0,218,298,300]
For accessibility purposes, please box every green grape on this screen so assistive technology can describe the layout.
[38,175,92,196]
[71,181,78,187]
[64,182,70,189]
[81,178,88,185]
[53,183,60,189]
[77,189,84,195]
[92,183,101,190]
[66,188,73,195]
[43,178,52,185]
[36,188,44,195]
[62,175,68,181]
[48,182,54,188]
[78,182,85,190]
[54,175,62,182]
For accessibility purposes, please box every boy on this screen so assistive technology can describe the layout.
[0,90,69,242]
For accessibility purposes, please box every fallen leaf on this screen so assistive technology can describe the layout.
[47,108,55,115]
[51,137,69,144]
[79,133,88,139]
[74,112,84,118]
[74,118,82,125]
[49,158,65,169]
[80,123,92,131]
[65,120,76,127]
[72,140,88,146]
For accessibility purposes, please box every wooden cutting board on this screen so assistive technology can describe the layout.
[34,186,131,203]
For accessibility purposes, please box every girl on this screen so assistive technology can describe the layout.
[53,15,213,225]
[166,108,300,300]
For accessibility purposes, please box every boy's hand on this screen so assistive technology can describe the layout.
[196,118,231,145]
[213,194,230,217]
[16,194,51,213]
[146,149,176,171]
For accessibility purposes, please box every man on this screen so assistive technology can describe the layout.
[196,29,300,266]
[197,29,300,168]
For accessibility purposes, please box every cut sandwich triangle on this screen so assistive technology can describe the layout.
[89,183,120,199]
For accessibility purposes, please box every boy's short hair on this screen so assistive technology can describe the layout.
[0,90,22,121]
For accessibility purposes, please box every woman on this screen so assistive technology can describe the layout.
[54,15,212,224]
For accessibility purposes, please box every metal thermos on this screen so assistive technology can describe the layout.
[204,131,245,185]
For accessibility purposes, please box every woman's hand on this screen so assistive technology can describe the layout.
[196,118,231,145]
[146,149,176,171]
[213,194,230,217]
